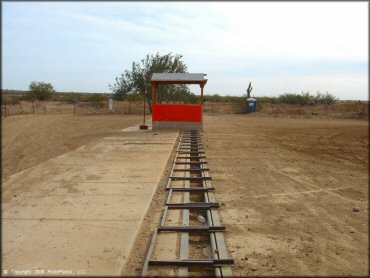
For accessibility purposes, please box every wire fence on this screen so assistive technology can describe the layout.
[1,100,150,117]
[203,101,369,119]
[1,100,368,119]
[257,102,369,119]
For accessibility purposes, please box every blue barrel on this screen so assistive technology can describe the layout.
[246,98,257,113]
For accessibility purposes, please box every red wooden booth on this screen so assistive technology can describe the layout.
[151,73,208,130]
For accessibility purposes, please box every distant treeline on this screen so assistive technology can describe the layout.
[2,90,111,104]
[1,89,355,106]
[204,94,245,103]
[204,91,340,105]
[256,92,340,105]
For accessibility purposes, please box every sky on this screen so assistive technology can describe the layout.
[2,1,368,100]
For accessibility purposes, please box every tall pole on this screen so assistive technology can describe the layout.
[152,84,155,105]
[201,85,204,105]
[140,85,149,129]
[143,87,146,124]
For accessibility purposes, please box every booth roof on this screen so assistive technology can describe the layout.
[151,73,206,82]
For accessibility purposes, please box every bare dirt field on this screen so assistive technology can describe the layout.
[123,113,368,276]
[2,114,141,178]
[202,114,368,276]
[2,113,368,276]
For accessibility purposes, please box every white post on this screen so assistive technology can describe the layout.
[109,98,114,112]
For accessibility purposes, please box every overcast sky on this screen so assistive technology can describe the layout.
[2,2,368,100]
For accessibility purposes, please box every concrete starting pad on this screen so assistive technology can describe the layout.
[2,125,178,276]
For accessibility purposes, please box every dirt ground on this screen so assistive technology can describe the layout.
[2,113,368,276]
[202,114,368,276]
[2,114,141,178]
[123,113,368,276]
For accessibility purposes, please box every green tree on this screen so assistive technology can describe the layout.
[109,52,191,109]
[28,81,55,101]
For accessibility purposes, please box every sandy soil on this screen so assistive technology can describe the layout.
[2,113,368,276]
[123,113,368,276]
[202,114,368,276]
[2,114,141,178]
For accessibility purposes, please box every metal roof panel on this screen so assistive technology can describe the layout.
[151,73,206,81]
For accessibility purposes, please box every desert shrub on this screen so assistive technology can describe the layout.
[126,92,144,101]
[278,92,312,105]
[278,91,338,105]
[278,93,301,104]
[256,96,278,103]
[29,81,55,101]
[223,95,245,103]
[204,94,244,103]
[62,94,81,104]
[180,92,199,104]
[299,92,314,105]
[22,91,36,101]
[83,93,106,102]
[7,96,22,105]
[204,94,223,102]
[317,92,338,105]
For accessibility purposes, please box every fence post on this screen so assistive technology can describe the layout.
[357,100,360,119]
[20,100,23,115]
[4,96,7,118]
[74,103,76,115]
[32,100,35,115]
[362,102,366,118]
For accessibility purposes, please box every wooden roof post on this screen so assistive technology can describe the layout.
[151,82,156,105]
[154,83,158,104]
[200,83,204,105]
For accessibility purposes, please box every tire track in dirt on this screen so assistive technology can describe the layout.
[243,185,352,198]
[265,161,367,204]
